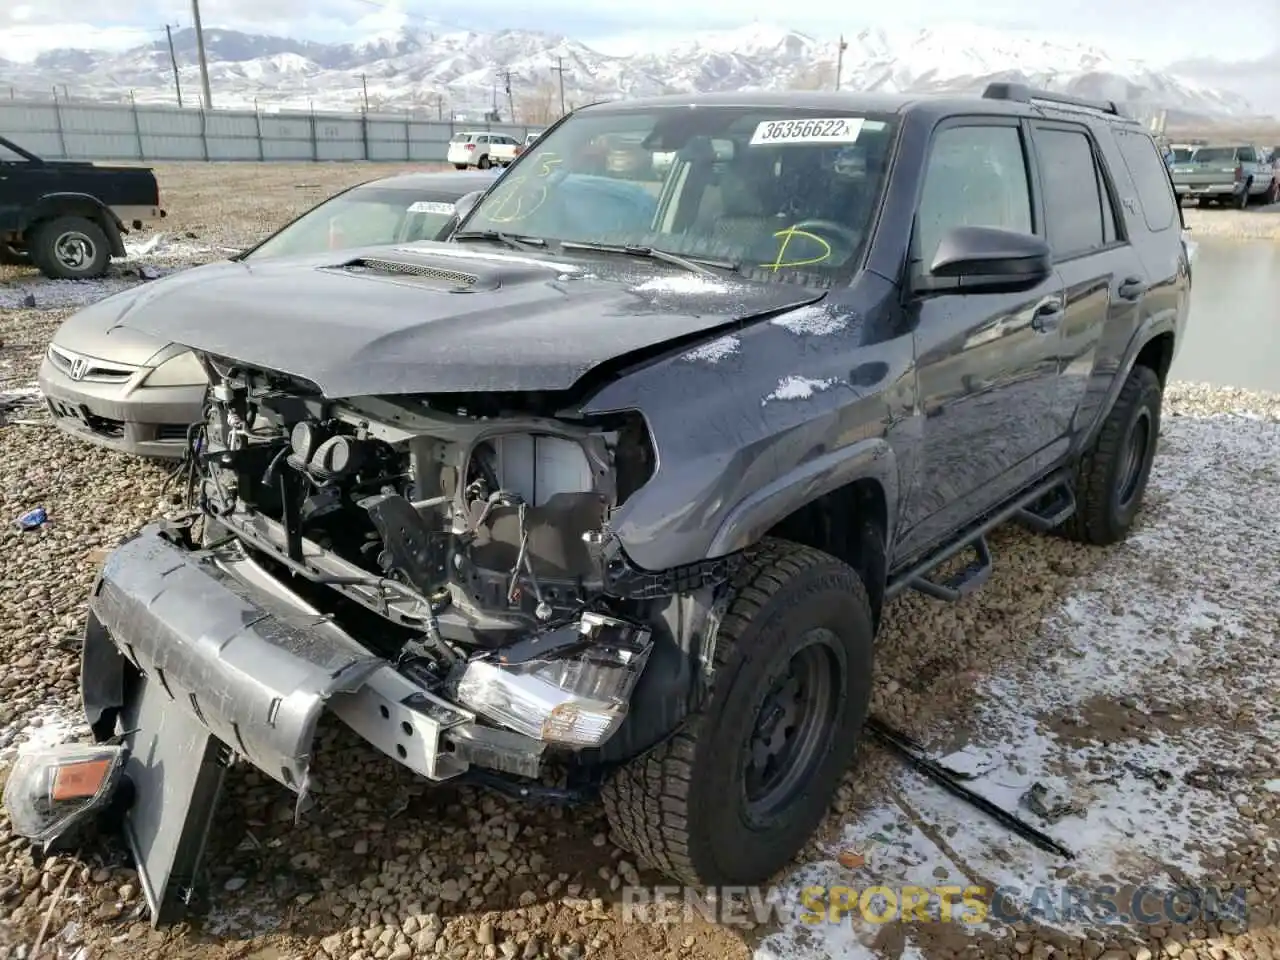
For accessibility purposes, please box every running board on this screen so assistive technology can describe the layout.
[1013,483,1077,533]
[885,472,1072,604]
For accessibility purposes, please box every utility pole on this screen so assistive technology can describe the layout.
[361,73,370,112]
[165,24,183,107]
[552,56,568,117]
[433,93,444,121]
[835,34,847,91]
[499,69,515,124]
[191,0,213,109]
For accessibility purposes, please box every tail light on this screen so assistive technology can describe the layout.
[1234,165,1243,181]
[465,143,475,151]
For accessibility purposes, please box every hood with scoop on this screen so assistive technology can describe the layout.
[108,240,825,398]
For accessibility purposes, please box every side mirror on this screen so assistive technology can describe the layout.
[912,226,1052,296]
[453,190,483,223]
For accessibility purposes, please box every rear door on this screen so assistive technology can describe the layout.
[1026,121,1148,454]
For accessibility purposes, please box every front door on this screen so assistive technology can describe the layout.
[896,119,1067,560]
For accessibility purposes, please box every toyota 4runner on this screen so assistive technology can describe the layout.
[5,83,1190,923]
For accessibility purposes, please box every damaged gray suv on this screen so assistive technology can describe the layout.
[6,84,1190,921]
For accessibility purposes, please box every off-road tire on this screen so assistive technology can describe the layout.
[1063,364,1162,546]
[601,538,874,886]
[30,215,111,280]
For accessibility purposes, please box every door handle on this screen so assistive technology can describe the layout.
[1031,299,1064,333]
[1118,277,1147,300]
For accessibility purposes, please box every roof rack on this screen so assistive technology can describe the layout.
[981,81,1123,117]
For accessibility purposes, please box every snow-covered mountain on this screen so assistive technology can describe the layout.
[4,22,1268,123]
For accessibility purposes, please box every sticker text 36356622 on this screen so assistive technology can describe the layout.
[749,118,865,146]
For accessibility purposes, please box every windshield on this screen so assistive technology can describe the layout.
[246,185,460,260]
[1191,147,1238,164]
[460,105,900,284]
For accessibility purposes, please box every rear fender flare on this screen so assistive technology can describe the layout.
[705,437,900,559]
[23,192,127,257]
[1073,314,1179,457]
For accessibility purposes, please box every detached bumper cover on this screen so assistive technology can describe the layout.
[86,524,388,794]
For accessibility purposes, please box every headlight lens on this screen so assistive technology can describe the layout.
[143,350,207,387]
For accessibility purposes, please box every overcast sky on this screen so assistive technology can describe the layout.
[1,0,1276,64]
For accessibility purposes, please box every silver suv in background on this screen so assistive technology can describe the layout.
[446,132,522,170]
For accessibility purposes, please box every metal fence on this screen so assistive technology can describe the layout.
[0,98,541,164]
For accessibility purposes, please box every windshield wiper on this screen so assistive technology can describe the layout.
[558,241,739,276]
[452,230,546,251]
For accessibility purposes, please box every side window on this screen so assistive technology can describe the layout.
[1114,130,1177,233]
[1034,126,1110,259]
[1238,147,1256,163]
[915,124,1033,269]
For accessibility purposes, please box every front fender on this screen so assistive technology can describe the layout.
[25,192,126,257]
[706,437,900,558]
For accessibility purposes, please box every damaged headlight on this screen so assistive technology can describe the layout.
[455,613,652,748]
[2,744,128,844]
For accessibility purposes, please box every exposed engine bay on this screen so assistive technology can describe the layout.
[179,356,702,755]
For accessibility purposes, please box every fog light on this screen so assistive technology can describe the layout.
[2,744,127,844]
[455,613,652,748]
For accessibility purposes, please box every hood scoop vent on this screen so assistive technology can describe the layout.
[335,257,485,292]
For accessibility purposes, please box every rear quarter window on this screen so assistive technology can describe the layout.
[1114,130,1177,233]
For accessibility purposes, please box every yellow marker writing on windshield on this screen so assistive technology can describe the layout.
[536,154,563,177]
[768,227,832,271]
[486,175,548,223]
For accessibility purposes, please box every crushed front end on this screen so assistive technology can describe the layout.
[6,357,730,923]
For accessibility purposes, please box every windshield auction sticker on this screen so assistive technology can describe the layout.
[749,118,864,145]
[407,201,456,215]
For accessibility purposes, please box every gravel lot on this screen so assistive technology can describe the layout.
[2,163,1279,960]
[1182,199,1280,241]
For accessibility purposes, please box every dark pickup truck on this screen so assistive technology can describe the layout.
[4,83,1190,922]
[0,135,165,279]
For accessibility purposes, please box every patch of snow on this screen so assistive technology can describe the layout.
[770,303,847,336]
[632,274,730,295]
[759,412,1280,957]
[393,245,581,272]
[0,701,86,762]
[681,334,740,364]
[763,375,837,405]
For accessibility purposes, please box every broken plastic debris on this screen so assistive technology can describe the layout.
[1021,781,1084,823]
[836,848,867,869]
[12,506,47,531]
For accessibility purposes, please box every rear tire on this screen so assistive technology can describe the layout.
[601,538,874,886]
[1062,364,1162,546]
[30,215,111,280]
[453,163,467,171]
[478,155,492,170]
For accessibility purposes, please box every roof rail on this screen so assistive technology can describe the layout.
[981,81,1123,117]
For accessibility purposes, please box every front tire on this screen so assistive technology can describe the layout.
[30,215,111,280]
[1063,364,1162,546]
[602,539,874,886]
